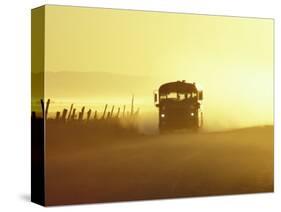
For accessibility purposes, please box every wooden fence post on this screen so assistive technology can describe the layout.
[61,109,68,121]
[67,104,74,120]
[87,109,92,121]
[71,108,76,120]
[110,106,115,118]
[106,111,111,120]
[45,99,50,119]
[102,104,108,119]
[40,99,50,119]
[40,99,44,118]
[78,106,85,121]
[130,95,134,116]
[122,105,126,117]
[55,111,60,120]
[94,110,98,120]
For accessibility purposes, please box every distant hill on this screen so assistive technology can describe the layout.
[32,72,161,100]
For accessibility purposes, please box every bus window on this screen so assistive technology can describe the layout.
[160,95,167,100]
[167,92,177,99]
[186,93,191,99]
[178,93,186,100]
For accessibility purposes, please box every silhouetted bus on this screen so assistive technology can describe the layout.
[154,81,203,132]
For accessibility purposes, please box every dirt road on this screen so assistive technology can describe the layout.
[45,126,273,205]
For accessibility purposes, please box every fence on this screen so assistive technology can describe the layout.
[31,96,141,136]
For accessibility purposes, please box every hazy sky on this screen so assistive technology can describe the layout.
[43,5,274,129]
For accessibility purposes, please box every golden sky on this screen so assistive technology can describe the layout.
[43,5,274,129]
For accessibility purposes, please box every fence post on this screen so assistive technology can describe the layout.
[110,106,115,118]
[61,109,68,121]
[40,99,50,119]
[130,95,134,116]
[87,109,92,121]
[94,110,98,120]
[71,108,76,120]
[102,104,108,119]
[106,111,111,120]
[40,99,44,118]
[67,104,74,120]
[55,111,60,120]
[45,99,50,119]
[122,105,126,117]
[78,106,85,121]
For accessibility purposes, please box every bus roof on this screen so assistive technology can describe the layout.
[159,81,197,94]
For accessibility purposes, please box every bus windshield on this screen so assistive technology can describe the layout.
[160,92,197,101]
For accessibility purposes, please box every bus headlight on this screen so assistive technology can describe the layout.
[161,113,165,118]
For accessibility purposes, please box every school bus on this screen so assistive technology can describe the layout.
[154,81,203,132]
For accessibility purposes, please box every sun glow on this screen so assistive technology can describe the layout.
[41,6,273,130]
